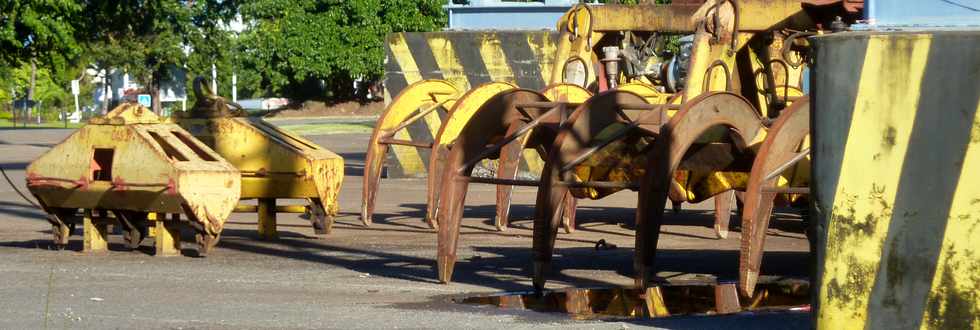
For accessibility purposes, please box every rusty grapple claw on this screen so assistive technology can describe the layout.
[362,79,463,227]
[434,84,595,283]
[526,0,822,293]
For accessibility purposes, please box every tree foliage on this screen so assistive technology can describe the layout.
[75,0,202,111]
[4,0,450,111]
[0,63,90,120]
[182,0,248,104]
[239,0,445,99]
[0,0,82,81]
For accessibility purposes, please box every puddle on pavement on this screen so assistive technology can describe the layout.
[454,280,810,320]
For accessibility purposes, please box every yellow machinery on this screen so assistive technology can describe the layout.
[625,0,816,294]
[25,102,241,256]
[363,80,592,230]
[424,0,832,298]
[175,80,344,239]
[363,3,703,234]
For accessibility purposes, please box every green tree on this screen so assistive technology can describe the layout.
[0,0,82,117]
[181,0,263,105]
[76,0,197,113]
[239,0,446,100]
[0,63,85,122]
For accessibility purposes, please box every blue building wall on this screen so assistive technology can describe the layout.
[860,0,980,29]
[444,0,580,30]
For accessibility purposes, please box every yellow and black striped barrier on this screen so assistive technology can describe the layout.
[811,31,980,329]
[382,31,558,178]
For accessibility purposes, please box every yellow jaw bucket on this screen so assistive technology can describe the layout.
[26,102,241,256]
[175,83,344,239]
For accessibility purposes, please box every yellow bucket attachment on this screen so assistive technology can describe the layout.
[26,102,241,255]
[175,79,344,238]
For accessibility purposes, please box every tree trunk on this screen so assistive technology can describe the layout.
[151,70,162,114]
[28,58,37,117]
[102,69,110,114]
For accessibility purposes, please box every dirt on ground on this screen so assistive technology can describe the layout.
[270,100,385,118]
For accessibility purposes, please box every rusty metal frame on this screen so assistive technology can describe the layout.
[423,84,593,231]
[421,82,522,229]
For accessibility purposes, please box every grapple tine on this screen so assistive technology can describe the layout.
[532,154,570,291]
[560,191,578,234]
[362,141,388,226]
[424,145,447,229]
[739,97,810,297]
[714,190,735,239]
[436,164,468,283]
[494,121,526,231]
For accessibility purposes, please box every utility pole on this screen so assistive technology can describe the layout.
[211,63,218,93]
[232,72,238,102]
[71,79,80,128]
[102,69,110,114]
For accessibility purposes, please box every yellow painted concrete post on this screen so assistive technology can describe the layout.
[643,286,670,317]
[714,283,741,314]
[154,214,181,257]
[257,198,278,240]
[82,209,108,253]
[812,32,980,329]
[563,288,592,315]
[52,223,71,246]
[146,212,157,238]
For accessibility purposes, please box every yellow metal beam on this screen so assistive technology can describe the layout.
[588,1,813,33]
[257,198,278,240]
[154,215,181,257]
[234,204,308,213]
[588,4,700,32]
[82,210,108,253]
